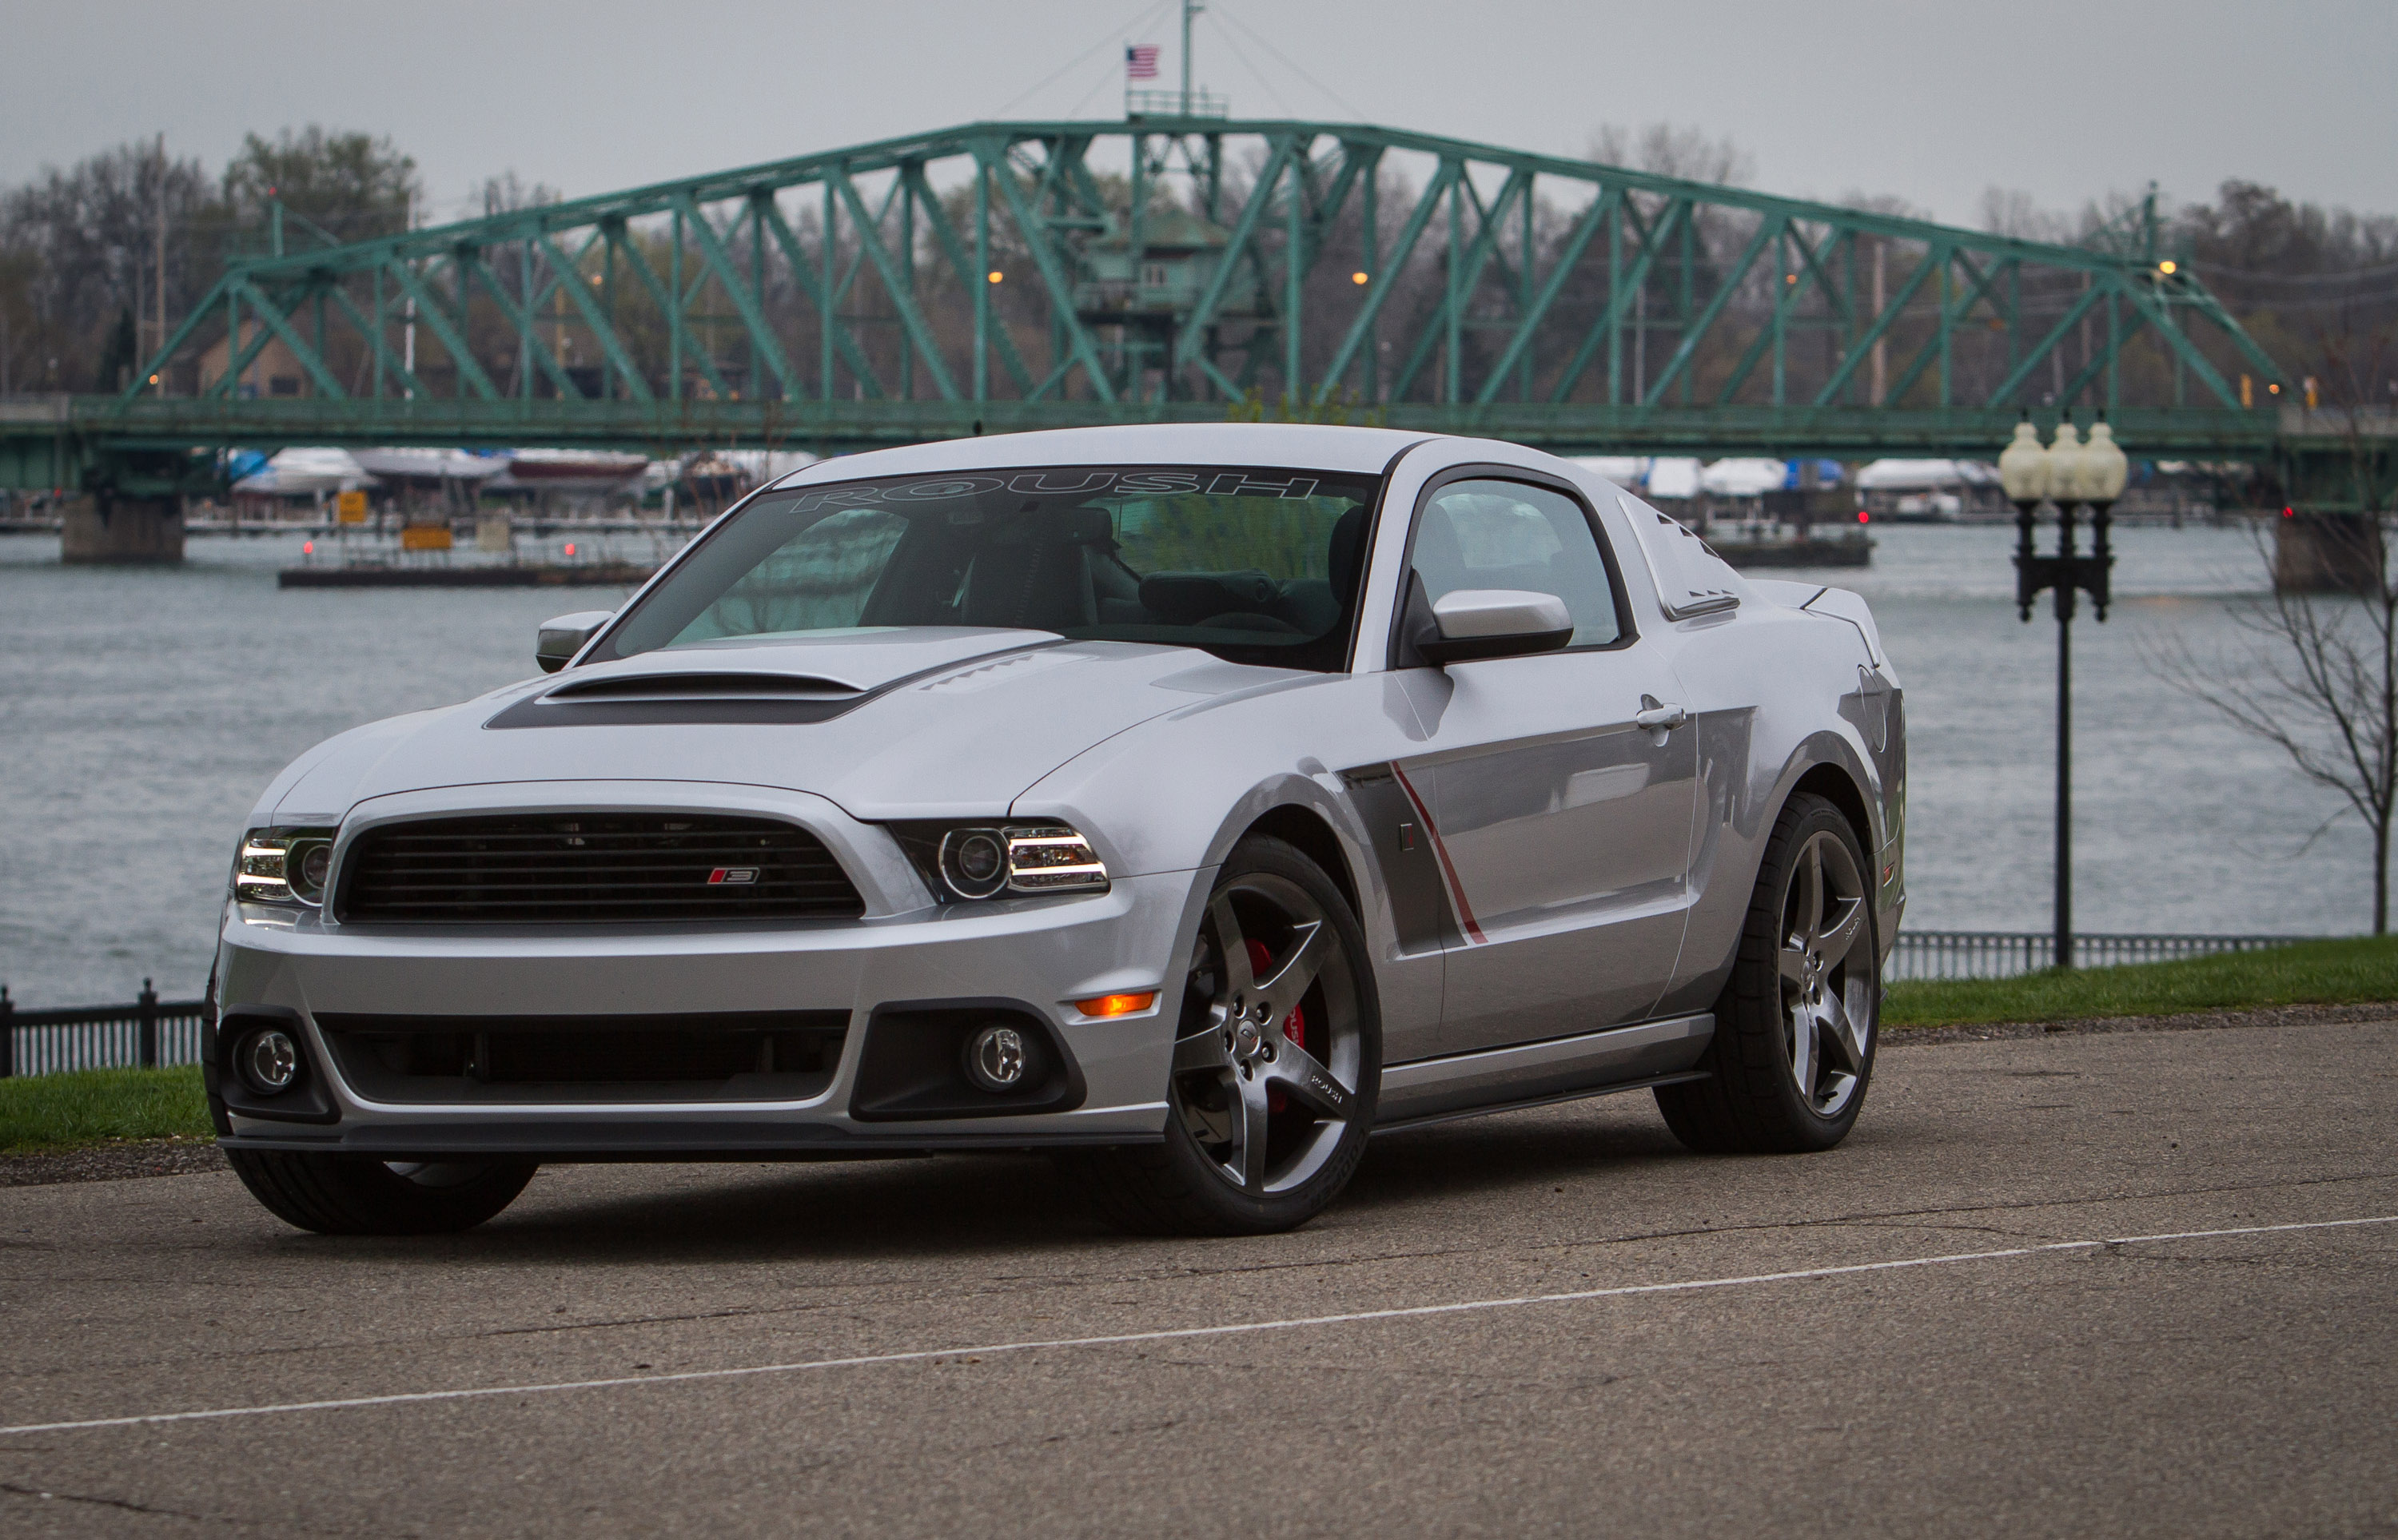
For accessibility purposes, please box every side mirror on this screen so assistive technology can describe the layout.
[1418,589,1574,667]
[536,611,614,674]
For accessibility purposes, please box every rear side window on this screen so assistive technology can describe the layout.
[1409,479,1623,647]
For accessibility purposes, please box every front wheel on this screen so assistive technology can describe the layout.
[1071,836,1380,1236]
[1656,792,1879,1154]
[226,1149,537,1235]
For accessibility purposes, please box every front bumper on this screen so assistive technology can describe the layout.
[212,811,1201,1159]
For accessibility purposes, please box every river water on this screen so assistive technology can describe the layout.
[0,523,2371,1006]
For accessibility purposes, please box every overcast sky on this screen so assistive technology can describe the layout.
[10,0,2392,230]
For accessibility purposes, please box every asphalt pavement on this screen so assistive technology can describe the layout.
[3,1017,2394,1538]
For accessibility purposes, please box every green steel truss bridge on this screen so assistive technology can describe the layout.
[2,117,2369,505]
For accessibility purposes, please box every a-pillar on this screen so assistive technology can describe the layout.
[2273,510,2384,595]
[62,493,185,564]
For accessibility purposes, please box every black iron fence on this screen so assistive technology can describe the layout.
[1889,931,2334,982]
[0,982,213,1078]
[0,933,2352,1076]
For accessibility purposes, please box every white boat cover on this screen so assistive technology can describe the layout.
[1699,458,1790,496]
[1647,457,1705,499]
[1855,458,2000,491]
[353,448,507,482]
[232,447,371,496]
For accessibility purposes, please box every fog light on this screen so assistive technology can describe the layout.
[962,1024,1029,1092]
[239,1029,300,1095]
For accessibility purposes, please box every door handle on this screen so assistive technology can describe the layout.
[1634,698,1687,730]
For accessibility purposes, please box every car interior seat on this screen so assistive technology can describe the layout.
[958,506,1109,632]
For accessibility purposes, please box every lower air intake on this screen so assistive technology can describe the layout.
[316,1010,851,1104]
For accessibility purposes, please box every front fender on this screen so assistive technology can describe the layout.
[1010,671,1450,1061]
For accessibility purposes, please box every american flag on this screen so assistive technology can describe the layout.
[1125,44,1160,79]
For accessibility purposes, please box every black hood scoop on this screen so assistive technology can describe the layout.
[542,671,866,703]
[483,641,1068,729]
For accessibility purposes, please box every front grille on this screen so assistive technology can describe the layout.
[317,1010,850,1104]
[337,813,864,923]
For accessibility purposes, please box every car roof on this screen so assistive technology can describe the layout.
[770,423,1434,487]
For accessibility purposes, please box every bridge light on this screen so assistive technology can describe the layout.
[2157,260,2177,276]
[1351,270,1368,285]
[987,269,1004,285]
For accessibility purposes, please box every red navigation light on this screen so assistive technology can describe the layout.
[1856,509,1870,523]
[564,542,576,555]
[2282,507,2296,519]
[302,539,313,554]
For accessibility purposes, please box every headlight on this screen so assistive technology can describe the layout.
[891,822,1110,901]
[233,826,339,906]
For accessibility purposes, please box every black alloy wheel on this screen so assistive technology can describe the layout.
[1656,792,1879,1154]
[1073,836,1380,1235]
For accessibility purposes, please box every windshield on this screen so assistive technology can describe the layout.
[594,465,1382,671]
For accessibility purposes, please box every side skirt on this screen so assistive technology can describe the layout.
[1371,1013,1714,1130]
[1372,1070,1711,1136]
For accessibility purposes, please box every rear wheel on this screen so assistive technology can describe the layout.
[1656,793,1878,1154]
[226,1150,537,1235]
[1073,836,1380,1235]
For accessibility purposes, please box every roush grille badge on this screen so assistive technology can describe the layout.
[707,867,760,885]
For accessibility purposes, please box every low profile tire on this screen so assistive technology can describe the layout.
[1072,836,1380,1236]
[1656,792,1879,1155]
[225,1150,537,1236]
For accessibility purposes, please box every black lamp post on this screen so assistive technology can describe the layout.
[1999,415,2129,970]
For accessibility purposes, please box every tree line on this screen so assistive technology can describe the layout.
[2,121,2392,412]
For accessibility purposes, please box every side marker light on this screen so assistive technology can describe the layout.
[1077,992,1157,1017]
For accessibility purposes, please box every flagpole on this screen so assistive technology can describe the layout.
[1181,0,1200,116]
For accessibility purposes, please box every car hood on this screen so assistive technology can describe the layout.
[265,629,1287,822]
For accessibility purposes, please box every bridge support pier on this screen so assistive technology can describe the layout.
[62,494,184,564]
[2273,511,2384,595]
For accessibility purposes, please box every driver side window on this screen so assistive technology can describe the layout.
[1411,480,1623,647]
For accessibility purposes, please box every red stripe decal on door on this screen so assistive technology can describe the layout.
[1388,762,1486,945]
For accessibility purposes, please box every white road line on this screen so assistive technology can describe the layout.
[3,1212,2391,1439]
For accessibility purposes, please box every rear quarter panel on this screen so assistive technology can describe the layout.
[1648,597,1903,1017]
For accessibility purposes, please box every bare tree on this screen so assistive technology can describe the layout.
[1586,122,1752,188]
[2151,328,2398,931]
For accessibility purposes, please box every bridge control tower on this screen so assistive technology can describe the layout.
[1075,210,1255,400]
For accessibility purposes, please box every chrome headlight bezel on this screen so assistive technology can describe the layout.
[889,821,1111,903]
[232,826,340,907]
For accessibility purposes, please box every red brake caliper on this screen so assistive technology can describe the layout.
[1249,938,1305,1112]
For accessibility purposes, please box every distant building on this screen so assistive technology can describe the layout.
[198,321,312,400]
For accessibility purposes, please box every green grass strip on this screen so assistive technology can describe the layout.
[0,1065,213,1155]
[1886,934,2398,1029]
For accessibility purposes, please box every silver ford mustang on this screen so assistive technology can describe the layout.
[209,424,1905,1236]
